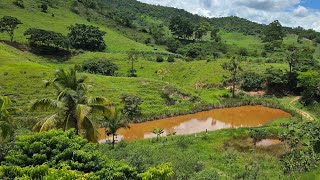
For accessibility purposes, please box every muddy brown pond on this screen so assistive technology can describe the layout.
[98,105,291,143]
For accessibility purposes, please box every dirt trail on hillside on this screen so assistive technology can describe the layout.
[289,96,314,120]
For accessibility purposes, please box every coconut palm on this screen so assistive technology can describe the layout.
[152,128,164,142]
[103,110,129,148]
[30,67,114,142]
[0,96,14,139]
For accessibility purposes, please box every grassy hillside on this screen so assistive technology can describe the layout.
[0,0,163,52]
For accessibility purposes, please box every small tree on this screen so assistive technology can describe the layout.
[0,16,22,42]
[128,50,138,77]
[211,28,220,42]
[120,94,142,121]
[241,72,264,91]
[222,57,242,98]
[286,45,299,73]
[156,55,164,62]
[68,24,106,51]
[167,56,175,62]
[24,28,69,53]
[13,0,24,8]
[0,96,14,139]
[194,21,211,40]
[152,128,164,142]
[263,20,285,42]
[166,38,181,53]
[249,129,268,146]
[103,111,129,148]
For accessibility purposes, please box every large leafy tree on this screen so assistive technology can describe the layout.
[68,24,106,51]
[195,21,211,40]
[103,110,129,148]
[24,28,69,51]
[263,20,285,42]
[0,16,22,42]
[222,57,242,98]
[169,16,194,39]
[0,96,14,139]
[30,67,114,142]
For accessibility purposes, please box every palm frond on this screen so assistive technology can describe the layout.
[76,104,92,130]
[32,114,59,132]
[30,99,63,112]
[90,104,115,117]
[81,117,98,143]
[87,96,110,105]
[77,75,88,84]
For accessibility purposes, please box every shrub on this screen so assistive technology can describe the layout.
[0,130,138,179]
[166,38,181,53]
[68,24,106,51]
[40,3,48,13]
[241,72,264,91]
[156,55,164,62]
[167,56,175,62]
[13,0,24,8]
[249,129,268,146]
[138,163,174,180]
[239,48,248,56]
[24,28,69,54]
[82,59,119,76]
[120,94,142,121]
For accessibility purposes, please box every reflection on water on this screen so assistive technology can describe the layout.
[98,105,291,143]
[256,139,283,147]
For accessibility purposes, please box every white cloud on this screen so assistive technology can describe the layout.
[138,0,320,31]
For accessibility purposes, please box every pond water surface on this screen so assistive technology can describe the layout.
[98,105,291,143]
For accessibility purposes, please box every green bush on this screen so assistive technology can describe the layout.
[68,24,106,51]
[167,56,175,62]
[13,0,24,8]
[241,72,264,91]
[0,130,138,179]
[24,28,69,54]
[120,94,142,122]
[138,163,174,180]
[156,55,164,62]
[82,59,119,76]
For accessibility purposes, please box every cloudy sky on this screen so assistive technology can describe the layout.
[137,0,320,31]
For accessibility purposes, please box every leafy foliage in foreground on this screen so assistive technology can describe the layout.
[30,67,114,142]
[0,130,138,179]
[280,121,320,176]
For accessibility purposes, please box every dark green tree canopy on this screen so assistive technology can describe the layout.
[264,20,285,42]
[82,58,119,76]
[0,16,22,42]
[68,24,106,51]
[169,16,194,39]
[24,28,69,49]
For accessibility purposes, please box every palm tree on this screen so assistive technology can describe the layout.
[152,128,164,142]
[103,110,129,148]
[0,96,14,139]
[30,67,114,142]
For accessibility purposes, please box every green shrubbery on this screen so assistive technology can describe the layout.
[0,130,138,179]
[82,58,119,76]
[241,72,264,91]
[68,24,106,52]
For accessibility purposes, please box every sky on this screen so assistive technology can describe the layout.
[137,0,320,31]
